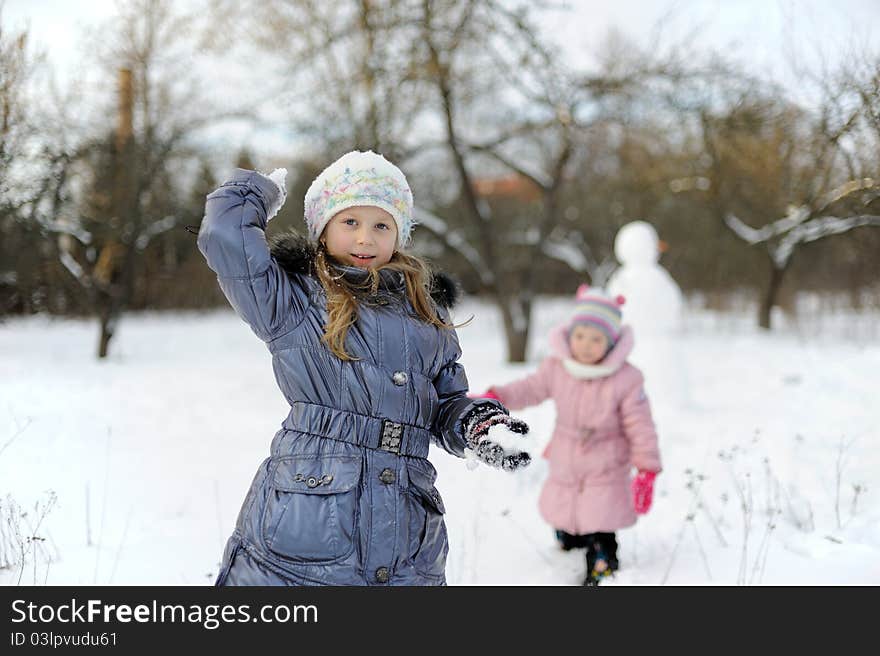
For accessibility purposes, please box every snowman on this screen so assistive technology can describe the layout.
[607,220,688,409]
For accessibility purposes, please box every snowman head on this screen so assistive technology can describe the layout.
[614,220,660,266]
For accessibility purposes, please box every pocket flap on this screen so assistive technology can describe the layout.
[270,455,362,494]
[407,465,446,514]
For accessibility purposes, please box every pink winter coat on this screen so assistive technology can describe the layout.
[491,324,662,535]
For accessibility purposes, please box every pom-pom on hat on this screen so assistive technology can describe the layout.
[567,284,626,345]
[303,150,415,248]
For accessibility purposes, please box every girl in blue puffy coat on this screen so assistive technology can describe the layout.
[198,150,531,585]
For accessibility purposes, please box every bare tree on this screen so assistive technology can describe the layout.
[724,188,880,328]
[409,4,731,359]
[405,0,613,360]
[203,0,428,158]
[0,8,48,315]
[34,0,239,356]
[0,7,35,206]
[699,60,880,329]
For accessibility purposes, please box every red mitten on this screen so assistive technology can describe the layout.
[466,388,502,401]
[632,470,657,514]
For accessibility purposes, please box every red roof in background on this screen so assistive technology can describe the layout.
[472,175,541,202]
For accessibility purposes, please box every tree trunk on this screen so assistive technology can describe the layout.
[498,295,532,363]
[97,292,116,358]
[759,259,787,330]
[98,318,113,358]
[97,67,136,359]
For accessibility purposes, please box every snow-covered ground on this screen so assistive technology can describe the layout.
[1,297,878,585]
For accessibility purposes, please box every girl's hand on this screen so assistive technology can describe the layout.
[463,405,531,472]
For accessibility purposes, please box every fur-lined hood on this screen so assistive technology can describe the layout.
[267,231,460,309]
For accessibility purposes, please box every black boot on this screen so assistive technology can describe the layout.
[582,533,619,586]
[556,530,590,551]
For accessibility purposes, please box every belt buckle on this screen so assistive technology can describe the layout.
[380,420,403,454]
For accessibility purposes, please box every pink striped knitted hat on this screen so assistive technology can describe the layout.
[566,284,626,345]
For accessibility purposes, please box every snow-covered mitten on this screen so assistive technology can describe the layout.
[258,167,288,222]
[463,405,531,472]
[632,470,657,514]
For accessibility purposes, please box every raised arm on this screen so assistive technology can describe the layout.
[197,168,309,342]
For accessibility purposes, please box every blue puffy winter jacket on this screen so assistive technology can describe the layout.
[198,169,500,585]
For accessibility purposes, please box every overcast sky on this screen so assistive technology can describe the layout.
[6,0,878,75]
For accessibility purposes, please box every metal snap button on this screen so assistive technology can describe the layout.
[375,567,389,583]
[392,371,408,386]
[306,476,318,488]
[379,468,395,484]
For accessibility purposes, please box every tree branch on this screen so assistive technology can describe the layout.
[413,207,495,287]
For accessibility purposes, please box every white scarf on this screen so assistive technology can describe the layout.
[561,357,623,380]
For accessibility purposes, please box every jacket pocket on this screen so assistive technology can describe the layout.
[405,465,448,579]
[261,455,362,564]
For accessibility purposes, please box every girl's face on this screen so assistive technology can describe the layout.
[568,324,610,365]
[321,206,398,268]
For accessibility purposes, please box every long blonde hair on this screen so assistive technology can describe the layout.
[315,244,464,361]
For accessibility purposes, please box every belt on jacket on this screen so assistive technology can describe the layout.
[284,401,432,458]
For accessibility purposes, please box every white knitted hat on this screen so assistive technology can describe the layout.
[303,150,415,248]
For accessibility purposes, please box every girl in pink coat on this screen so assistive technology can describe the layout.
[482,285,662,585]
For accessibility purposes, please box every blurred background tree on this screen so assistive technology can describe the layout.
[1,0,878,359]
